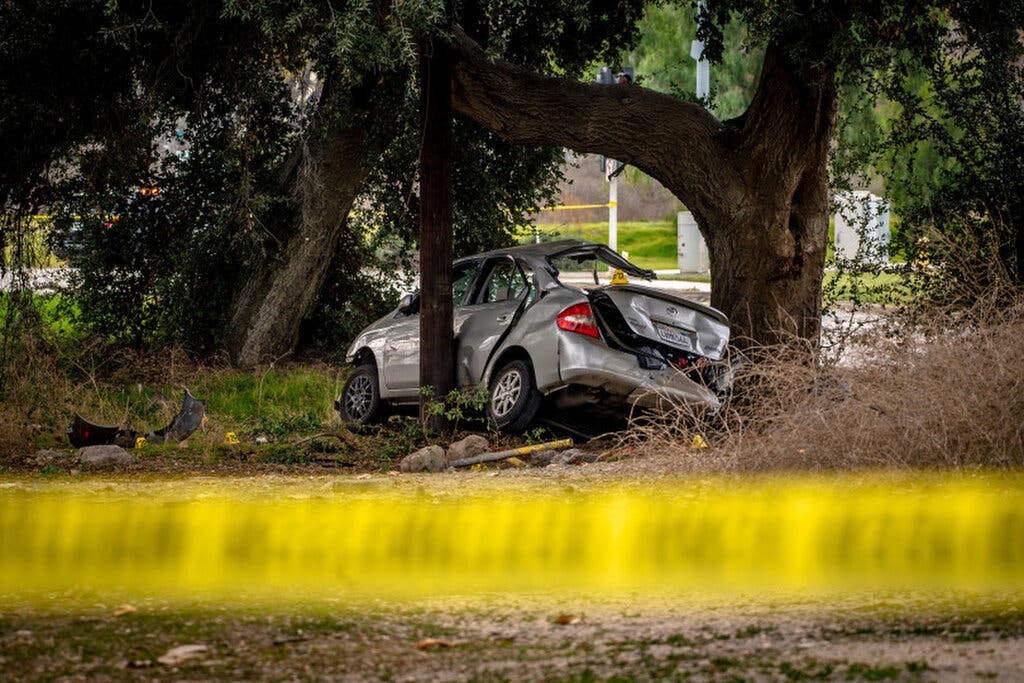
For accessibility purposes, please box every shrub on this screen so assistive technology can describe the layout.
[635,299,1024,472]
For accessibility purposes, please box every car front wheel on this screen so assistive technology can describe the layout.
[337,364,384,425]
[487,359,542,432]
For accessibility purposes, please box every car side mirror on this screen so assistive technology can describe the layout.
[398,293,418,315]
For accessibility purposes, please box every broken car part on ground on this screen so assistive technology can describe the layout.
[67,389,207,448]
[336,240,733,432]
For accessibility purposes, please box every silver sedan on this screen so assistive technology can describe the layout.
[336,240,731,431]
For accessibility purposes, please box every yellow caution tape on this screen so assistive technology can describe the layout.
[508,439,572,456]
[539,202,617,211]
[0,473,1021,606]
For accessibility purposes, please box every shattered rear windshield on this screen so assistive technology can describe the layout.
[548,255,609,273]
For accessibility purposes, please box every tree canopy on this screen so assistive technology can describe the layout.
[2,0,1022,359]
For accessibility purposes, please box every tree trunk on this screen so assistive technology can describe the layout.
[449,29,838,349]
[418,36,456,431]
[708,47,836,346]
[226,80,397,367]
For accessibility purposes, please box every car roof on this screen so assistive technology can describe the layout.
[456,239,656,280]
[457,239,592,261]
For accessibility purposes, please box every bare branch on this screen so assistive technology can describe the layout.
[448,26,739,222]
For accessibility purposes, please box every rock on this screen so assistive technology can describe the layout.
[399,445,447,473]
[34,449,69,467]
[528,450,558,467]
[529,448,592,466]
[445,434,489,464]
[554,449,598,465]
[156,644,208,666]
[77,445,133,469]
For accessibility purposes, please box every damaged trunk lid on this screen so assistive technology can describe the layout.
[591,284,729,361]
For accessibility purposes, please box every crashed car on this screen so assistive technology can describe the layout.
[337,240,732,431]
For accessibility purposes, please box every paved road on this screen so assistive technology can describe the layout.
[0,268,71,293]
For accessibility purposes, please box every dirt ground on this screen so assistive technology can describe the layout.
[2,595,1022,681]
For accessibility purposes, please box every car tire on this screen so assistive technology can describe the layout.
[337,364,384,425]
[487,359,542,432]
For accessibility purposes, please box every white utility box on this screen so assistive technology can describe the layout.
[677,211,710,274]
[833,191,891,264]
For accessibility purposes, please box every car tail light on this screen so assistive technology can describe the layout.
[556,302,601,339]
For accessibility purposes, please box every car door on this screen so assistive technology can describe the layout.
[382,260,481,393]
[456,257,532,386]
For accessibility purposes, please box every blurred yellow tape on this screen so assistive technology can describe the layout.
[539,202,617,210]
[0,473,1021,605]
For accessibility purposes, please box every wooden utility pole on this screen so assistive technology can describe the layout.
[418,35,455,432]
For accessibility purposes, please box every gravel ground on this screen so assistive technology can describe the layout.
[2,595,1022,681]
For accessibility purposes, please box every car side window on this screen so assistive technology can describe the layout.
[481,259,528,304]
[517,259,538,306]
[452,262,479,306]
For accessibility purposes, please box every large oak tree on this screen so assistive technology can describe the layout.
[447,0,1022,346]
[4,0,1020,367]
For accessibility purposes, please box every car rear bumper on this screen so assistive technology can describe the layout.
[555,332,720,409]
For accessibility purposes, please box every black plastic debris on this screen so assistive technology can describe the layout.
[149,390,206,443]
[66,414,125,448]
[67,389,206,448]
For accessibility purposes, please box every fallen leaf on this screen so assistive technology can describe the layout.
[157,644,209,666]
[552,614,582,625]
[112,604,137,617]
[415,637,455,650]
[127,659,153,669]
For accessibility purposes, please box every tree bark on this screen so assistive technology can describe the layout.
[418,36,456,431]
[449,29,838,348]
[226,80,397,367]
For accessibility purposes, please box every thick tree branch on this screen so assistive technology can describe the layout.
[449,26,739,225]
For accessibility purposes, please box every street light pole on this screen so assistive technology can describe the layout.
[607,158,618,254]
[691,0,709,102]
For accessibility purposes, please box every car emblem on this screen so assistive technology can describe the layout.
[666,306,678,316]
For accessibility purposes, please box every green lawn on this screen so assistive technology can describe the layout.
[534,219,905,271]
[532,221,679,270]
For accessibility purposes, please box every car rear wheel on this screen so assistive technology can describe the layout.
[337,364,384,425]
[488,359,542,432]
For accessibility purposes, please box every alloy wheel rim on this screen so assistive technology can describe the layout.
[345,375,374,419]
[492,369,523,418]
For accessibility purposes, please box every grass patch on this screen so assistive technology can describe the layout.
[823,270,912,305]
[0,293,81,342]
[534,221,679,270]
[846,663,902,680]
